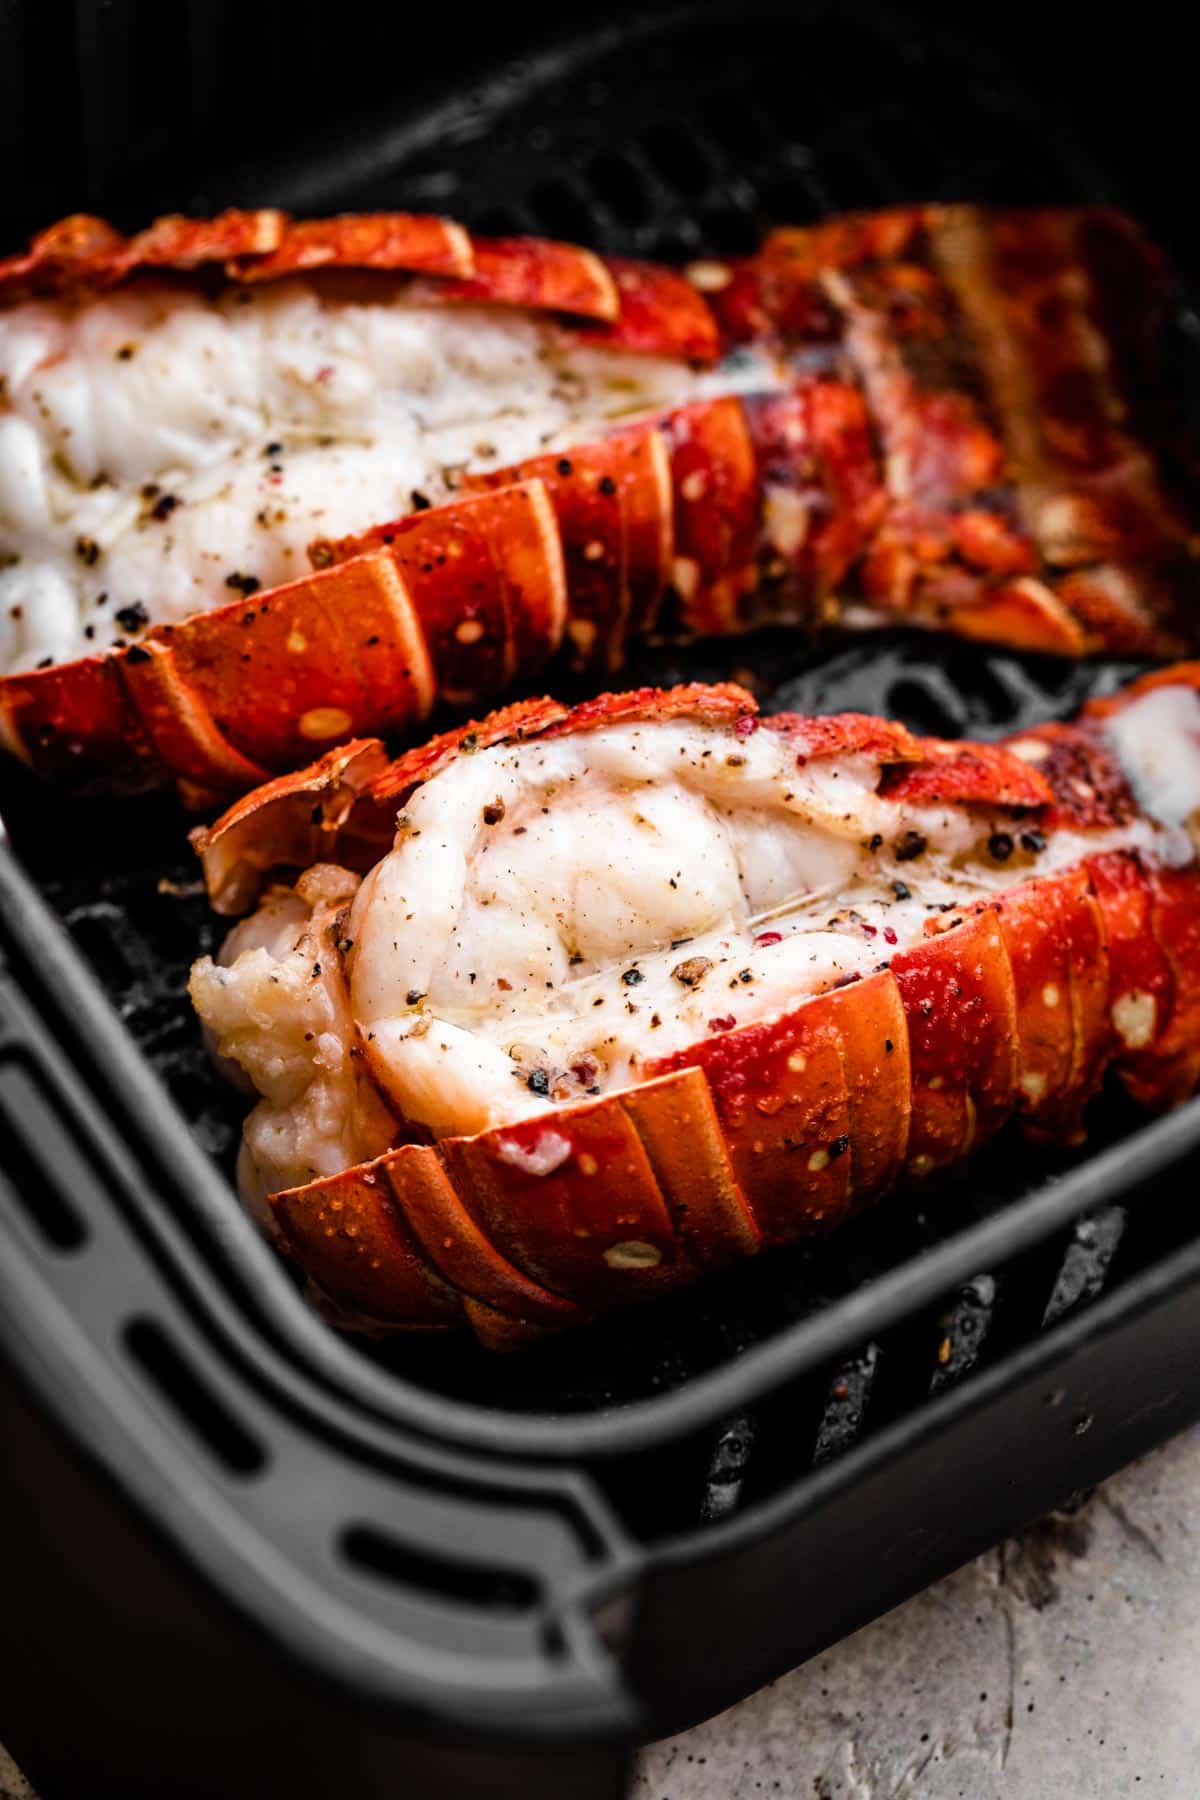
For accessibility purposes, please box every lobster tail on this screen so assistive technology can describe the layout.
[187,666,1200,1347]
[265,844,1200,1346]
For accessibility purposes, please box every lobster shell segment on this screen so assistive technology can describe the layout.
[458,424,675,668]
[891,910,1019,1174]
[334,382,888,676]
[0,209,725,361]
[2,483,568,803]
[1086,850,1183,1107]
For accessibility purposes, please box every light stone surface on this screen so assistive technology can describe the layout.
[635,1424,1200,1800]
[3,1428,1196,1798]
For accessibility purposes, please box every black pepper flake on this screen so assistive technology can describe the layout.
[885,1039,894,1053]
[75,536,100,566]
[622,968,644,986]
[830,1134,850,1159]
[891,880,911,901]
[556,457,574,476]
[263,441,283,458]
[410,489,432,511]
[114,601,148,634]
[116,344,136,361]
[311,962,323,978]
[597,474,616,495]
[868,833,883,851]
[225,571,261,596]
[894,829,927,863]
[1021,829,1046,853]
[406,989,425,1006]
[527,1069,550,1096]
[124,645,151,664]
[150,492,180,521]
[482,799,506,825]
[988,831,1014,862]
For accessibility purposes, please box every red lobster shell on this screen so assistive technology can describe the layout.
[190,665,1200,1348]
[2,203,1196,803]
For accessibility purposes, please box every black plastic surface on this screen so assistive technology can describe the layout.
[4,4,1200,1796]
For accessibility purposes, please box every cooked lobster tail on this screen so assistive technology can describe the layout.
[266,840,1198,1351]
[188,665,1200,1348]
[3,202,1197,803]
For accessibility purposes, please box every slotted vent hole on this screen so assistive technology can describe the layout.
[696,200,762,256]
[124,1316,266,1477]
[755,169,829,227]
[884,675,967,737]
[528,178,600,242]
[641,122,716,195]
[586,150,655,226]
[64,909,136,992]
[867,110,957,193]
[341,1523,542,1616]
[805,143,889,213]
[1043,1208,1129,1326]
[698,94,766,161]
[0,1057,89,1251]
[646,221,704,262]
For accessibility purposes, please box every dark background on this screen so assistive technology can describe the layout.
[0,2,1183,264]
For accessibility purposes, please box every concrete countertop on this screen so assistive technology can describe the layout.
[636,1424,1200,1798]
[3,1427,1195,1799]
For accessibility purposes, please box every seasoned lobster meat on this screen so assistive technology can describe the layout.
[1,203,1195,802]
[188,664,1200,1346]
[0,255,742,676]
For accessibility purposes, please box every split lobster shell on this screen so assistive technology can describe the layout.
[191,665,1200,1349]
[3,203,1197,804]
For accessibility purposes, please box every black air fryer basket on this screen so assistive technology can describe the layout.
[4,6,1200,1797]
